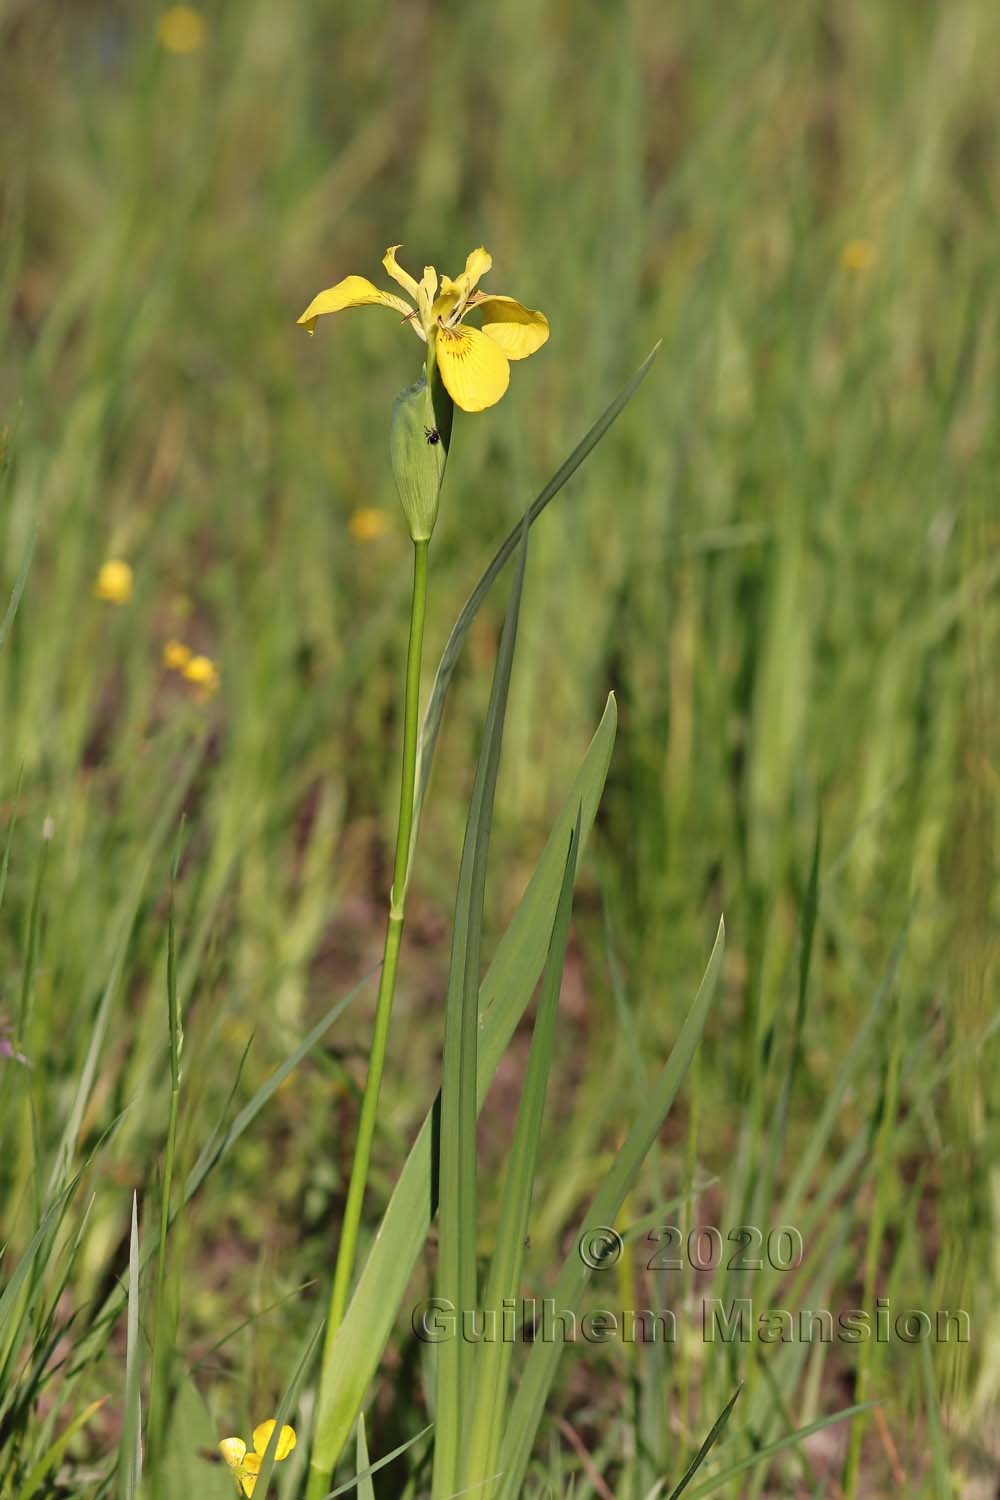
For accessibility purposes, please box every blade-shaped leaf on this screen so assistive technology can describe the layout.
[496,919,725,1500]
[307,696,617,1472]
[682,1401,877,1497]
[433,525,529,1500]
[663,1385,742,1500]
[463,813,581,1495]
[118,1195,142,1500]
[405,344,660,890]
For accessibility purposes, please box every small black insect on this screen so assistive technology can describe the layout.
[424,426,441,446]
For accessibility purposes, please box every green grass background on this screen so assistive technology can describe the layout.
[1,0,998,1494]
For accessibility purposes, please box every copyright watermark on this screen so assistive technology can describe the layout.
[577,1224,806,1273]
[410,1295,971,1347]
[578,1226,623,1269]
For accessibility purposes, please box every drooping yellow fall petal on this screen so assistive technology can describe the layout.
[297,276,413,333]
[435,323,510,412]
[473,295,550,360]
[239,1453,261,1495]
[251,1420,297,1461]
[382,245,421,299]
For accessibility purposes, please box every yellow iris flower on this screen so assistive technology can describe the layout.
[298,245,548,412]
[219,1420,296,1496]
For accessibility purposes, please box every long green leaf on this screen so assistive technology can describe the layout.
[310,696,617,1472]
[464,814,581,1496]
[407,343,660,887]
[663,1385,743,1500]
[71,975,370,1372]
[354,1414,376,1500]
[118,1194,142,1500]
[326,1424,432,1499]
[683,1401,878,1497]
[433,525,529,1500]
[496,919,725,1500]
[0,525,35,650]
[19,1397,106,1500]
[250,1316,323,1500]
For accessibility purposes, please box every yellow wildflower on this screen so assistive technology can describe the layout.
[348,506,391,542]
[162,639,192,671]
[298,245,549,413]
[840,238,878,273]
[182,653,220,698]
[93,559,133,605]
[219,1421,296,1497]
[156,6,206,54]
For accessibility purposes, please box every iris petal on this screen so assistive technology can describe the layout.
[460,245,492,292]
[382,245,421,299]
[435,324,510,411]
[473,295,549,360]
[297,276,413,333]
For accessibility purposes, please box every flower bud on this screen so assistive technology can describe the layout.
[389,370,453,542]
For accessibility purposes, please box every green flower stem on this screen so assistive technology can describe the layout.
[308,536,429,1497]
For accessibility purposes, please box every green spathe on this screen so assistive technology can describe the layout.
[390,372,453,541]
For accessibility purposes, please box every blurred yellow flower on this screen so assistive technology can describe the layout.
[840,238,878,272]
[162,639,192,671]
[156,5,206,54]
[182,653,219,698]
[93,559,134,605]
[298,245,549,413]
[219,1421,296,1497]
[348,506,391,542]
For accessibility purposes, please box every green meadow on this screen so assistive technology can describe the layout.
[1,0,997,1495]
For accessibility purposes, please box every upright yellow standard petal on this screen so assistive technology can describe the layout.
[382,245,421,299]
[297,276,413,333]
[252,1420,297,1461]
[432,280,462,323]
[460,245,492,292]
[435,324,510,412]
[473,295,550,360]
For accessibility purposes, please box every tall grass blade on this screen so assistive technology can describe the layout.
[48,741,205,1198]
[752,816,821,1228]
[433,524,529,1500]
[920,1340,951,1499]
[496,919,725,1500]
[19,1397,106,1500]
[682,1401,878,1497]
[354,1414,376,1500]
[776,927,906,1226]
[71,976,370,1371]
[249,1315,323,1500]
[118,1193,142,1500]
[663,1384,742,1500]
[0,526,34,650]
[325,1425,432,1499]
[463,814,581,1496]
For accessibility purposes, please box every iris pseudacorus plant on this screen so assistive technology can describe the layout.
[299,244,548,1498]
[219,1420,296,1496]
